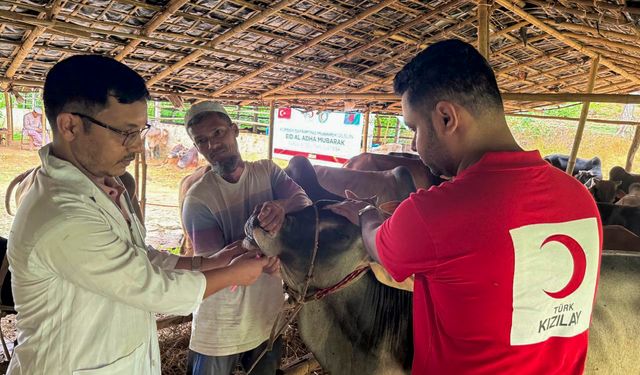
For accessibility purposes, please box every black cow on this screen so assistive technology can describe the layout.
[245,203,413,375]
[544,154,602,178]
[597,203,640,237]
[0,237,13,308]
[609,166,640,194]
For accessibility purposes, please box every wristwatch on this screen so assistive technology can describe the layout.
[191,256,202,271]
[358,204,379,217]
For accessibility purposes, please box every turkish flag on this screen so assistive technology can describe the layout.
[278,107,291,119]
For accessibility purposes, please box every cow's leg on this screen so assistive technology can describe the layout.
[285,156,343,202]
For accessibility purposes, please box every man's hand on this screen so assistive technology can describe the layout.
[326,190,370,226]
[210,240,248,267]
[256,201,285,234]
[228,253,270,286]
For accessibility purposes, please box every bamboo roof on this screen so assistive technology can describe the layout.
[1,0,640,113]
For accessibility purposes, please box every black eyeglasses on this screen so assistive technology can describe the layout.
[71,112,151,146]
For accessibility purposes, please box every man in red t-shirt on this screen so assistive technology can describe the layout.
[329,39,601,374]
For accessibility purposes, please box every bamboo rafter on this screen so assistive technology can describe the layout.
[0,0,639,111]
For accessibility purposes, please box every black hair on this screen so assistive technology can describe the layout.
[393,39,503,118]
[43,54,150,132]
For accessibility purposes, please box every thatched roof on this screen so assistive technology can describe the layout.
[1,0,640,113]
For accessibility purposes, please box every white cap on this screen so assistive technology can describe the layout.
[34,108,42,114]
[184,101,228,127]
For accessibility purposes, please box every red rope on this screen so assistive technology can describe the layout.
[310,265,370,301]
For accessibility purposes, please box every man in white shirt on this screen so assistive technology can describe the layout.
[182,101,312,374]
[7,55,275,375]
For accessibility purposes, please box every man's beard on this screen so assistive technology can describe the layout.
[212,154,240,175]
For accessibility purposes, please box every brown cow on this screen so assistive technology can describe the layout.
[145,127,169,159]
[343,152,443,190]
[178,165,211,256]
[615,183,640,207]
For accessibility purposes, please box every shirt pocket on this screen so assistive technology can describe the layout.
[72,343,145,375]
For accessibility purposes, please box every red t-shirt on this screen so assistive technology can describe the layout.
[377,151,602,375]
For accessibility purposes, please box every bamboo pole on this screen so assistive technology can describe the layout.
[566,55,600,175]
[261,92,640,104]
[563,32,640,57]
[4,91,13,145]
[115,0,190,61]
[267,101,275,160]
[140,146,147,222]
[556,22,640,45]
[626,127,640,171]
[210,0,396,96]
[496,0,640,87]
[134,153,140,202]
[506,113,640,127]
[477,0,490,59]
[146,0,296,87]
[361,110,370,152]
[260,0,465,97]
[0,11,363,85]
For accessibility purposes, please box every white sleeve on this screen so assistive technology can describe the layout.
[145,245,181,270]
[35,210,205,315]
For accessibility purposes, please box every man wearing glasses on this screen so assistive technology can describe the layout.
[182,101,312,374]
[7,55,276,375]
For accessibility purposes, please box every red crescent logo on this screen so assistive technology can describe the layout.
[278,109,286,117]
[540,234,587,299]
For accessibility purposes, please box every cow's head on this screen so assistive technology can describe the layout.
[245,201,369,296]
[590,180,623,203]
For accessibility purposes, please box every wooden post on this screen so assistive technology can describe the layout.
[394,117,401,143]
[626,126,640,171]
[361,110,370,152]
[566,55,600,175]
[4,91,13,145]
[140,147,147,222]
[252,105,258,133]
[134,153,140,200]
[267,100,275,160]
[477,0,490,59]
[374,116,382,145]
[383,117,392,144]
[153,100,161,123]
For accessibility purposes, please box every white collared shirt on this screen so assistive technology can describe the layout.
[7,145,205,375]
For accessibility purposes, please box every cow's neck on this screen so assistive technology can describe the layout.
[299,271,413,372]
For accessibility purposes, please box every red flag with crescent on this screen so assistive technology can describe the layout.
[278,107,291,119]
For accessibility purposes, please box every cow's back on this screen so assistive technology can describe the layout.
[586,255,640,373]
[344,152,440,189]
[314,165,414,203]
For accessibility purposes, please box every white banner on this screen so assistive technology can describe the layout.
[272,108,364,166]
